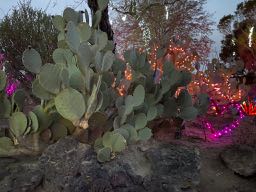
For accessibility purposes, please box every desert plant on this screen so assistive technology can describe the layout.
[0,0,209,162]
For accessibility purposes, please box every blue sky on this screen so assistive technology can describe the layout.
[0,0,244,55]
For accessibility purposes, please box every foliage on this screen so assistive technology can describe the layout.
[218,0,256,71]
[0,1,209,162]
[111,0,213,64]
[0,1,58,89]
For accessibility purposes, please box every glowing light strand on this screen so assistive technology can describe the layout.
[204,103,245,138]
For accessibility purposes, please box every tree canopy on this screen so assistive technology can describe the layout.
[111,0,213,64]
[0,1,58,88]
[218,0,256,72]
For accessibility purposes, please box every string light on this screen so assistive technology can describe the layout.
[204,103,245,139]
[249,26,254,48]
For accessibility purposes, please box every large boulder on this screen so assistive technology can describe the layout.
[39,137,200,192]
[0,157,43,192]
[220,145,256,177]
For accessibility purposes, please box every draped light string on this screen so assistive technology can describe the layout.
[249,26,254,48]
[204,103,245,139]
[188,72,244,103]
[116,63,133,96]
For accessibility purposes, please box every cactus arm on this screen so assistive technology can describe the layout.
[85,74,102,120]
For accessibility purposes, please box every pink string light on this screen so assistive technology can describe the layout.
[5,80,20,96]
[204,103,245,139]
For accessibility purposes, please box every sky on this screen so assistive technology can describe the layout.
[0,0,244,55]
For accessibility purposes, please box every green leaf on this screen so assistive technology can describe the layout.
[78,42,93,69]
[28,111,39,133]
[32,105,51,132]
[135,113,147,130]
[114,128,129,140]
[124,95,134,115]
[9,112,27,137]
[78,22,92,42]
[178,70,192,86]
[92,10,102,29]
[102,131,112,148]
[39,63,62,94]
[0,137,15,154]
[97,0,109,10]
[53,48,67,65]
[97,147,111,162]
[95,30,108,50]
[179,106,198,120]
[111,133,127,152]
[55,88,86,122]
[147,106,157,121]
[61,68,69,87]
[138,127,152,141]
[177,89,192,109]
[12,89,26,111]
[0,70,6,91]
[32,79,54,100]
[52,15,65,31]
[133,85,145,107]
[69,70,85,93]
[22,48,42,74]
[0,96,11,118]
[66,21,80,53]
[101,51,114,72]
[94,137,104,152]
[63,7,79,23]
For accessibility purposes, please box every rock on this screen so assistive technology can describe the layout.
[220,145,256,177]
[0,157,43,192]
[39,137,200,192]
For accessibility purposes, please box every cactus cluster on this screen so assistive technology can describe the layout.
[0,0,209,161]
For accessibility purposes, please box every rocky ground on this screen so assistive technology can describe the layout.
[0,115,255,192]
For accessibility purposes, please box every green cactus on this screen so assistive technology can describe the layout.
[0,95,11,118]
[97,146,111,163]
[55,88,86,122]
[0,70,6,91]
[22,48,42,74]
[0,4,210,162]
[0,137,15,156]
[9,112,27,137]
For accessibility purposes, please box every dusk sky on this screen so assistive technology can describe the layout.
[0,0,244,55]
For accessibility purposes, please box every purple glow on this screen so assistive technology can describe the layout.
[5,80,20,96]
[204,103,245,139]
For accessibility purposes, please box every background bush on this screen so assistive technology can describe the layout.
[0,0,58,89]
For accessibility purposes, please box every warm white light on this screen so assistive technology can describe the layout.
[122,15,127,21]
[165,6,169,20]
[249,26,254,47]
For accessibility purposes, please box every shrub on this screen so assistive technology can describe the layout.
[0,0,58,89]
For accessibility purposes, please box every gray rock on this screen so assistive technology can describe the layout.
[0,158,43,192]
[0,136,200,192]
[39,137,200,192]
[220,145,256,177]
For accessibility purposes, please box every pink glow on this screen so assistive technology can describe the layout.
[204,102,245,139]
[5,80,20,96]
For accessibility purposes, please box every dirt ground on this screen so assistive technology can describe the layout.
[174,115,256,192]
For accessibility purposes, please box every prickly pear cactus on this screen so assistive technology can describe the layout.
[0,0,209,161]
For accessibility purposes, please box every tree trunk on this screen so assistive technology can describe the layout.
[88,0,114,41]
